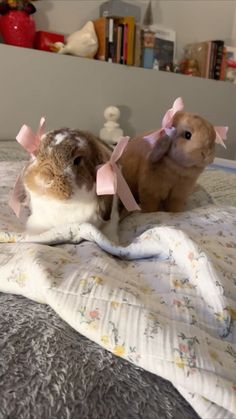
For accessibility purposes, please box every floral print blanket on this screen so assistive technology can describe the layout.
[0,161,236,419]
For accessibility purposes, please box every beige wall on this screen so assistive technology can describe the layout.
[34,0,236,60]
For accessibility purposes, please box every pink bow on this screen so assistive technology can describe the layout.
[214,126,228,149]
[9,117,46,217]
[144,97,184,145]
[96,137,140,212]
[16,116,45,156]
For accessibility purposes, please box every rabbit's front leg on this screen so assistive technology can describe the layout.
[139,184,162,213]
[164,180,195,212]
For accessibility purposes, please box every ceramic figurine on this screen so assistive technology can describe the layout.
[100,106,124,147]
[54,21,98,58]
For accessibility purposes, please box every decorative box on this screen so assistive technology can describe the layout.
[34,31,65,52]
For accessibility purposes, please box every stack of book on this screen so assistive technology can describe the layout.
[93,16,231,83]
[140,26,176,71]
[183,40,226,80]
[93,15,137,65]
[93,16,176,70]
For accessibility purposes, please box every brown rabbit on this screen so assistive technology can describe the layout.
[23,128,119,241]
[120,111,216,213]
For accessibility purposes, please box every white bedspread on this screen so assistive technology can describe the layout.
[0,161,236,419]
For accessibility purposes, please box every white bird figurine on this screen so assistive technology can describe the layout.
[54,21,98,58]
[100,106,124,147]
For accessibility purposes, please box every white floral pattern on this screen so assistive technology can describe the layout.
[0,161,236,419]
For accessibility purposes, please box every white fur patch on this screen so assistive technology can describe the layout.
[64,166,74,177]
[26,185,100,234]
[25,182,119,242]
[54,132,68,145]
[75,136,86,147]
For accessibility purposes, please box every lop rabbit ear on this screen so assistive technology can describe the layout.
[149,134,172,163]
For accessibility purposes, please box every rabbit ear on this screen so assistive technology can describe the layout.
[149,134,172,163]
[98,195,114,222]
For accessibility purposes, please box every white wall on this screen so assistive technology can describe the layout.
[34,0,236,60]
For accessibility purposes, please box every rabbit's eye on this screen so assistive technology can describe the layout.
[73,156,82,166]
[184,131,192,140]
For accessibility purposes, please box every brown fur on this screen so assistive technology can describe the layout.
[120,111,216,213]
[24,128,114,221]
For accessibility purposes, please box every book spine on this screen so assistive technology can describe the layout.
[208,42,216,79]
[205,41,212,78]
[107,18,114,62]
[119,24,125,64]
[123,17,135,66]
[142,48,154,69]
[93,17,107,61]
[123,23,128,65]
[213,41,224,80]
[134,24,141,67]
[220,47,227,81]
[112,21,118,63]
[116,24,122,63]
[140,28,155,68]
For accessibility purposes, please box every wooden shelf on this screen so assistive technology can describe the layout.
[0,43,235,159]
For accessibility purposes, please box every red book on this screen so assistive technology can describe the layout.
[34,31,65,52]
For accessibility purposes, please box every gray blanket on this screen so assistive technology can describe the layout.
[0,293,198,419]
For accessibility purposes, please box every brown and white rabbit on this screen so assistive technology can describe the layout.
[23,128,119,241]
[120,111,216,213]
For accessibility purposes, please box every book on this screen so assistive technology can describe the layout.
[184,40,225,80]
[116,24,123,63]
[152,25,175,71]
[220,47,227,81]
[133,24,142,67]
[118,23,125,64]
[34,31,65,52]
[113,16,135,65]
[213,40,224,80]
[93,15,135,66]
[93,16,109,61]
[141,28,155,69]
[107,18,115,62]
[184,41,211,78]
[123,23,128,64]
[141,26,175,70]
[184,41,222,79]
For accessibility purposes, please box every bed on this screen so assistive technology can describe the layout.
[0,141,236,419]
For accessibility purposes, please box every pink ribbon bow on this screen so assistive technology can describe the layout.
[9,117,46,217]
[214,126,228,149]
[144,97,184,145]
[16,116,46,156]
[96,137,140,212]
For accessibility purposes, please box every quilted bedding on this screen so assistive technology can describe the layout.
[0,160,236,419]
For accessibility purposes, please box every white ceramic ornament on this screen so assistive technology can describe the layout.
[55,21,98,58]
[100,106,124,146]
